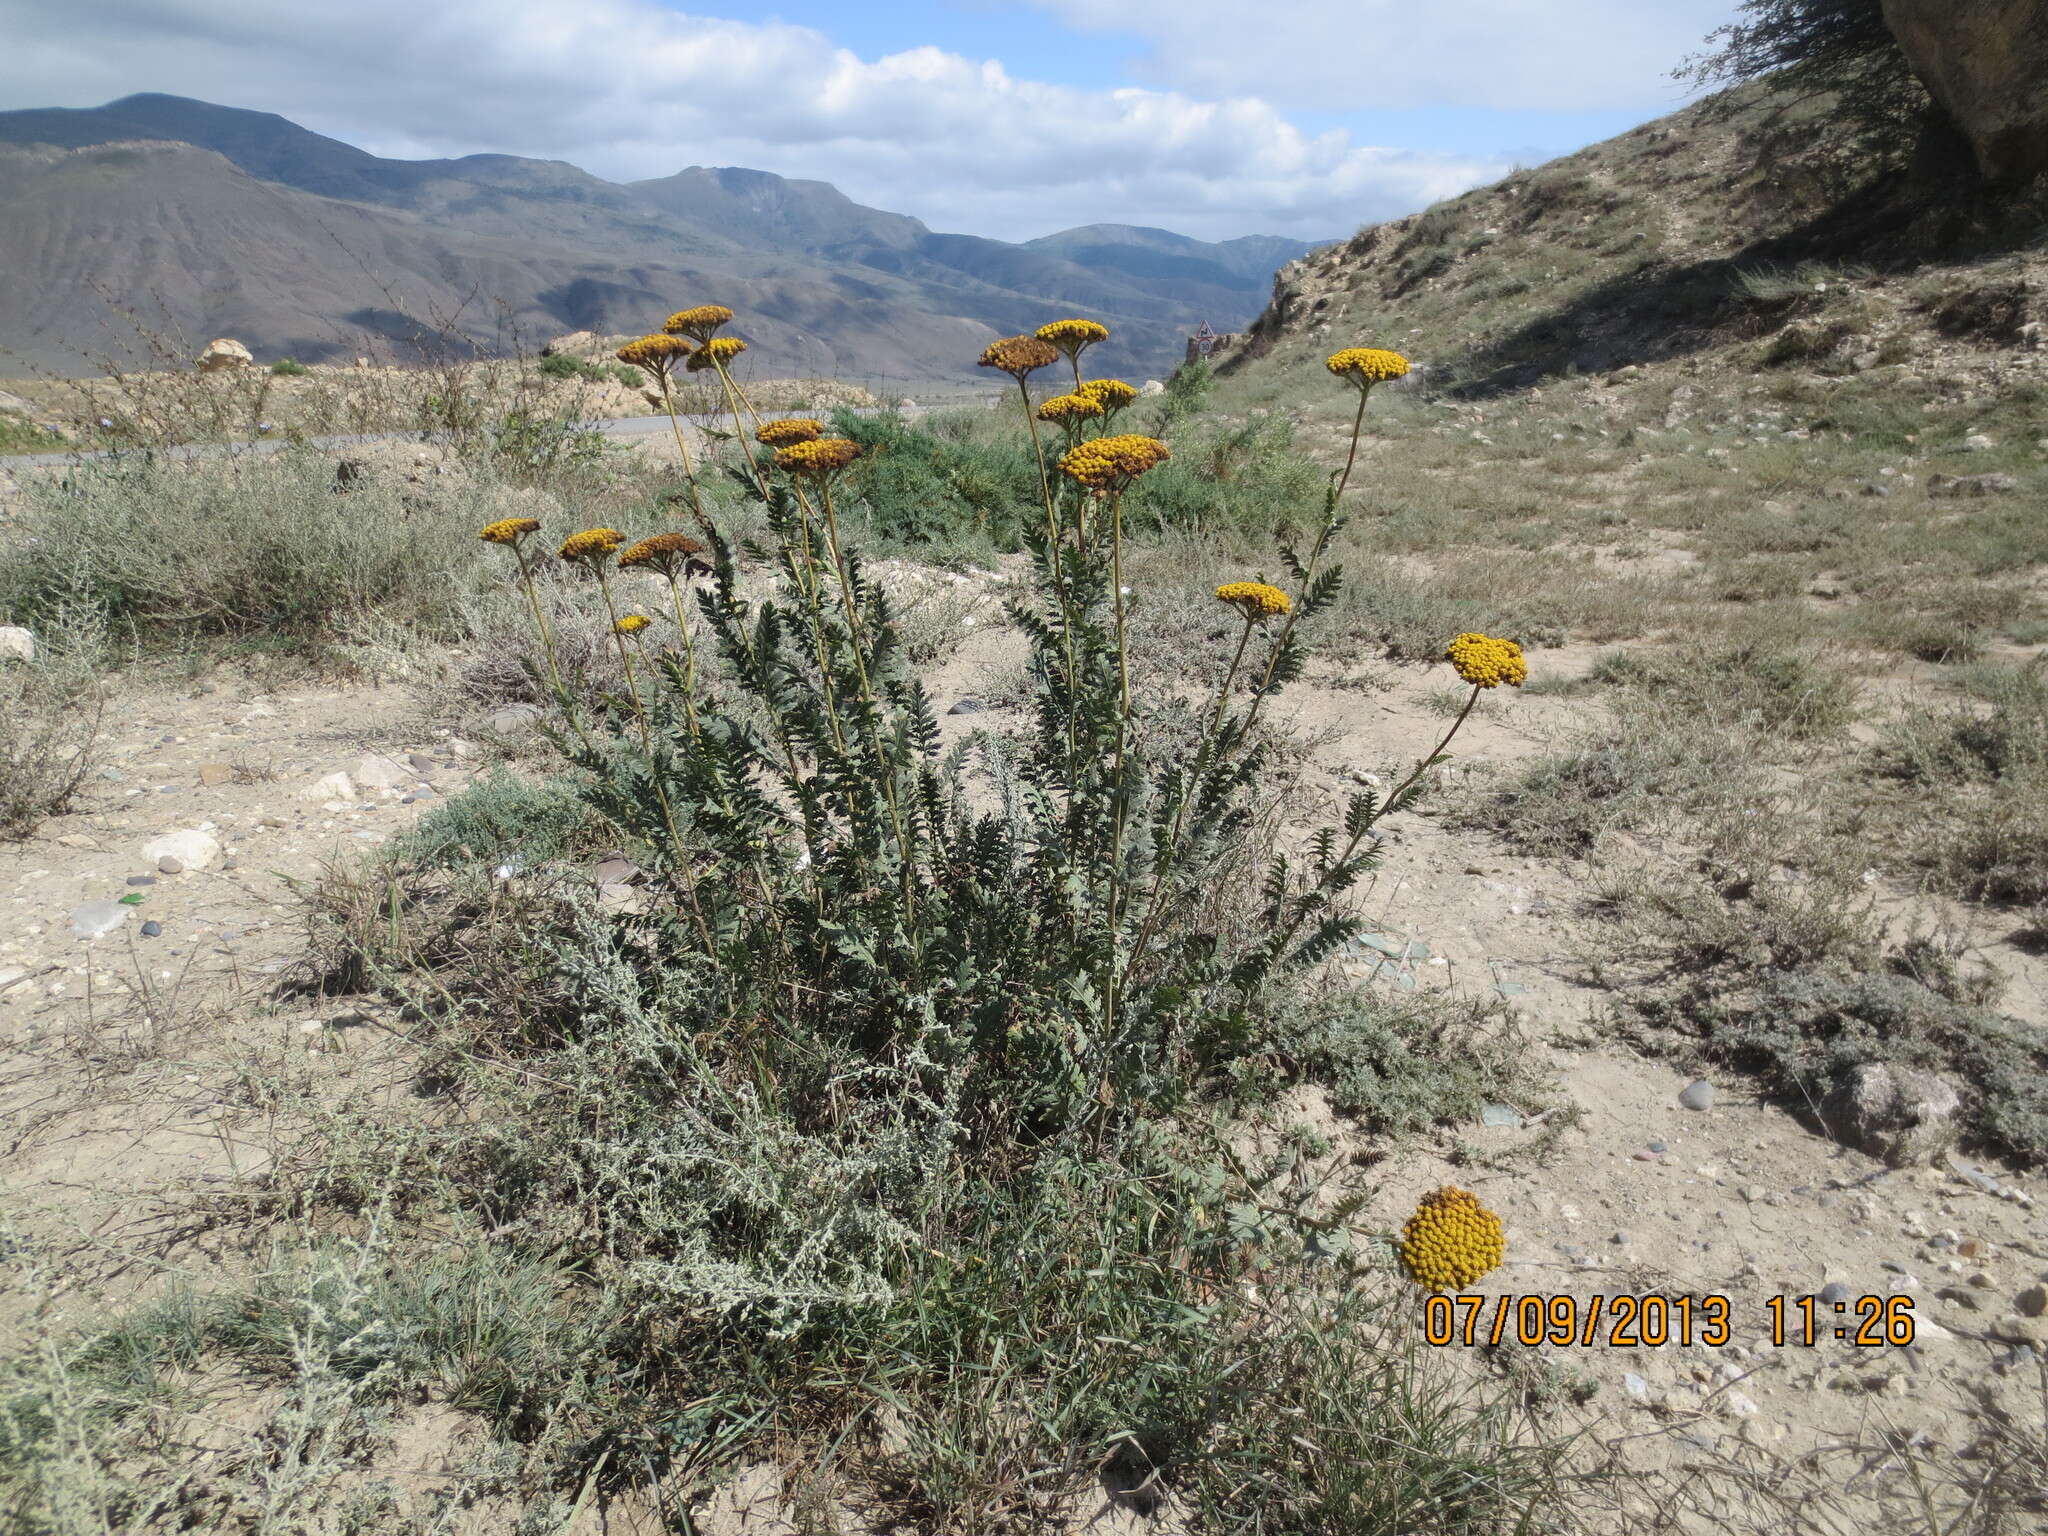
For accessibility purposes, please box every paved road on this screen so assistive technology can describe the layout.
[2,397,996,471]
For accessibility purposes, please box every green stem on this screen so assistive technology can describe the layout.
[656,369,707,524]
[513,544,598,759]
[1333,385,1370,504]
[596,566,716,954]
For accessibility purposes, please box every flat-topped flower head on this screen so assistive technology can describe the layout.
[685,336,747,372]
[756,418,823,447]
[1215,580,1292,621]
[1037,392,1105,426]
[618,531,705,578]
[1078,378,1137,415]
[613,614,651,636]
[1036,318,1110,361]
[478,517,541,547]
[663,305,734,343]
[978,335,1060,379]
[774,437,861,477]
[1445,632,1527,689]
[1326,347,1410,391]
[1057,433,1169,490]
[617,335,693,378]
[1398,1185,1505,1292]
[559,527,625,566]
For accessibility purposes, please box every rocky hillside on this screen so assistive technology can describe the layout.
[1218,83,2043,400]
[0,94,1324,381]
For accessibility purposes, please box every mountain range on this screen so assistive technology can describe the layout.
[0,93,1332,381]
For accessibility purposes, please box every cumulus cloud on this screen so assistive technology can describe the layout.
[0,0,1505,240]
[1014,0,1734,114]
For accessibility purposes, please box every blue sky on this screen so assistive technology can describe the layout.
[0,0,1740,243]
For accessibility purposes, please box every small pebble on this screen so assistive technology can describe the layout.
[1678,1080,1715,1111]
[1820,1282,1852,1305]
[140,920,162,938]
[125,875,155,887]
[157,856,183,875]
[947,697,986,715]
[2016,1285,2048,1318]
[1611,1231,1630,1246]
[1647,1141,1668,1154]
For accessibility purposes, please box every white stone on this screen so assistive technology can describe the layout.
[1964,434,1995,451]
[306,772,357,802]
[353,754,410,791]
[0,390,33,417]
[141,828,222,872]
[0,626,32,663]
[1724,1392,1760,1418]
[195,338,254,373]
[69,900,130,939]
[1139,379,1167,396]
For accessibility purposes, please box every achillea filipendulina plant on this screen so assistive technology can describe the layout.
[479,517,541,546]
[1398,1185,1506,1291]
[757,418,824,447]
[1036,317,1110,388]
[559,528,624,566]
[773,438,861,478]
[1446,632,1527,690]
[664,305,735,344]
[1324,346,1410,505]
[614,614,651,636]
[496,307,1504,1144]
[977,335,1060,380]
[687,337,747,373]
[1077,378,1137,420]
[1057,434,1169,491]
[1215,581,1292,621]
[980,334,1064,510]
[1325,347,1409,391]
[1036,392,1105,430]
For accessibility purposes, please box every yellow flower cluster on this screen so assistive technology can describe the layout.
[1037,392,1105,425]
[1215,580,1292,620]
[1445,632,1527,689]
[663,305,734,342]
[618,532,704,575]
[686,336,747,372]
[478,517,541,546]
[756,418,824,446]
[1078,378,1137,413]
[978,335,1061,378]
[1057,434,1169,489]
[559,527,625,564]
[1398,1185,1506,1292]
[774,438,861,476]
[1037,318,1110,354]
[617,335,693,374]
[614,614,651,635]
[1325,347,1410,389]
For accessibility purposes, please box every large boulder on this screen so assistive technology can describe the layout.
[1881,0,2048,183]
[195,338,254,373]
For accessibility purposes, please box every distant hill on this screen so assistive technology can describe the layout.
[0,93,1331,380]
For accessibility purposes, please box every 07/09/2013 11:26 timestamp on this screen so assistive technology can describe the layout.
[1423,1293,1917,1348]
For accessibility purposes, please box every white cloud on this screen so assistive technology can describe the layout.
[1015,0,1734,113]
[0,0,1505,240]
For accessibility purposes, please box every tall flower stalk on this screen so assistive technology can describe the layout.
[617,335,706,523]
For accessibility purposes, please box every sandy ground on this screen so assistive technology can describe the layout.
[4,452,2047,1532]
